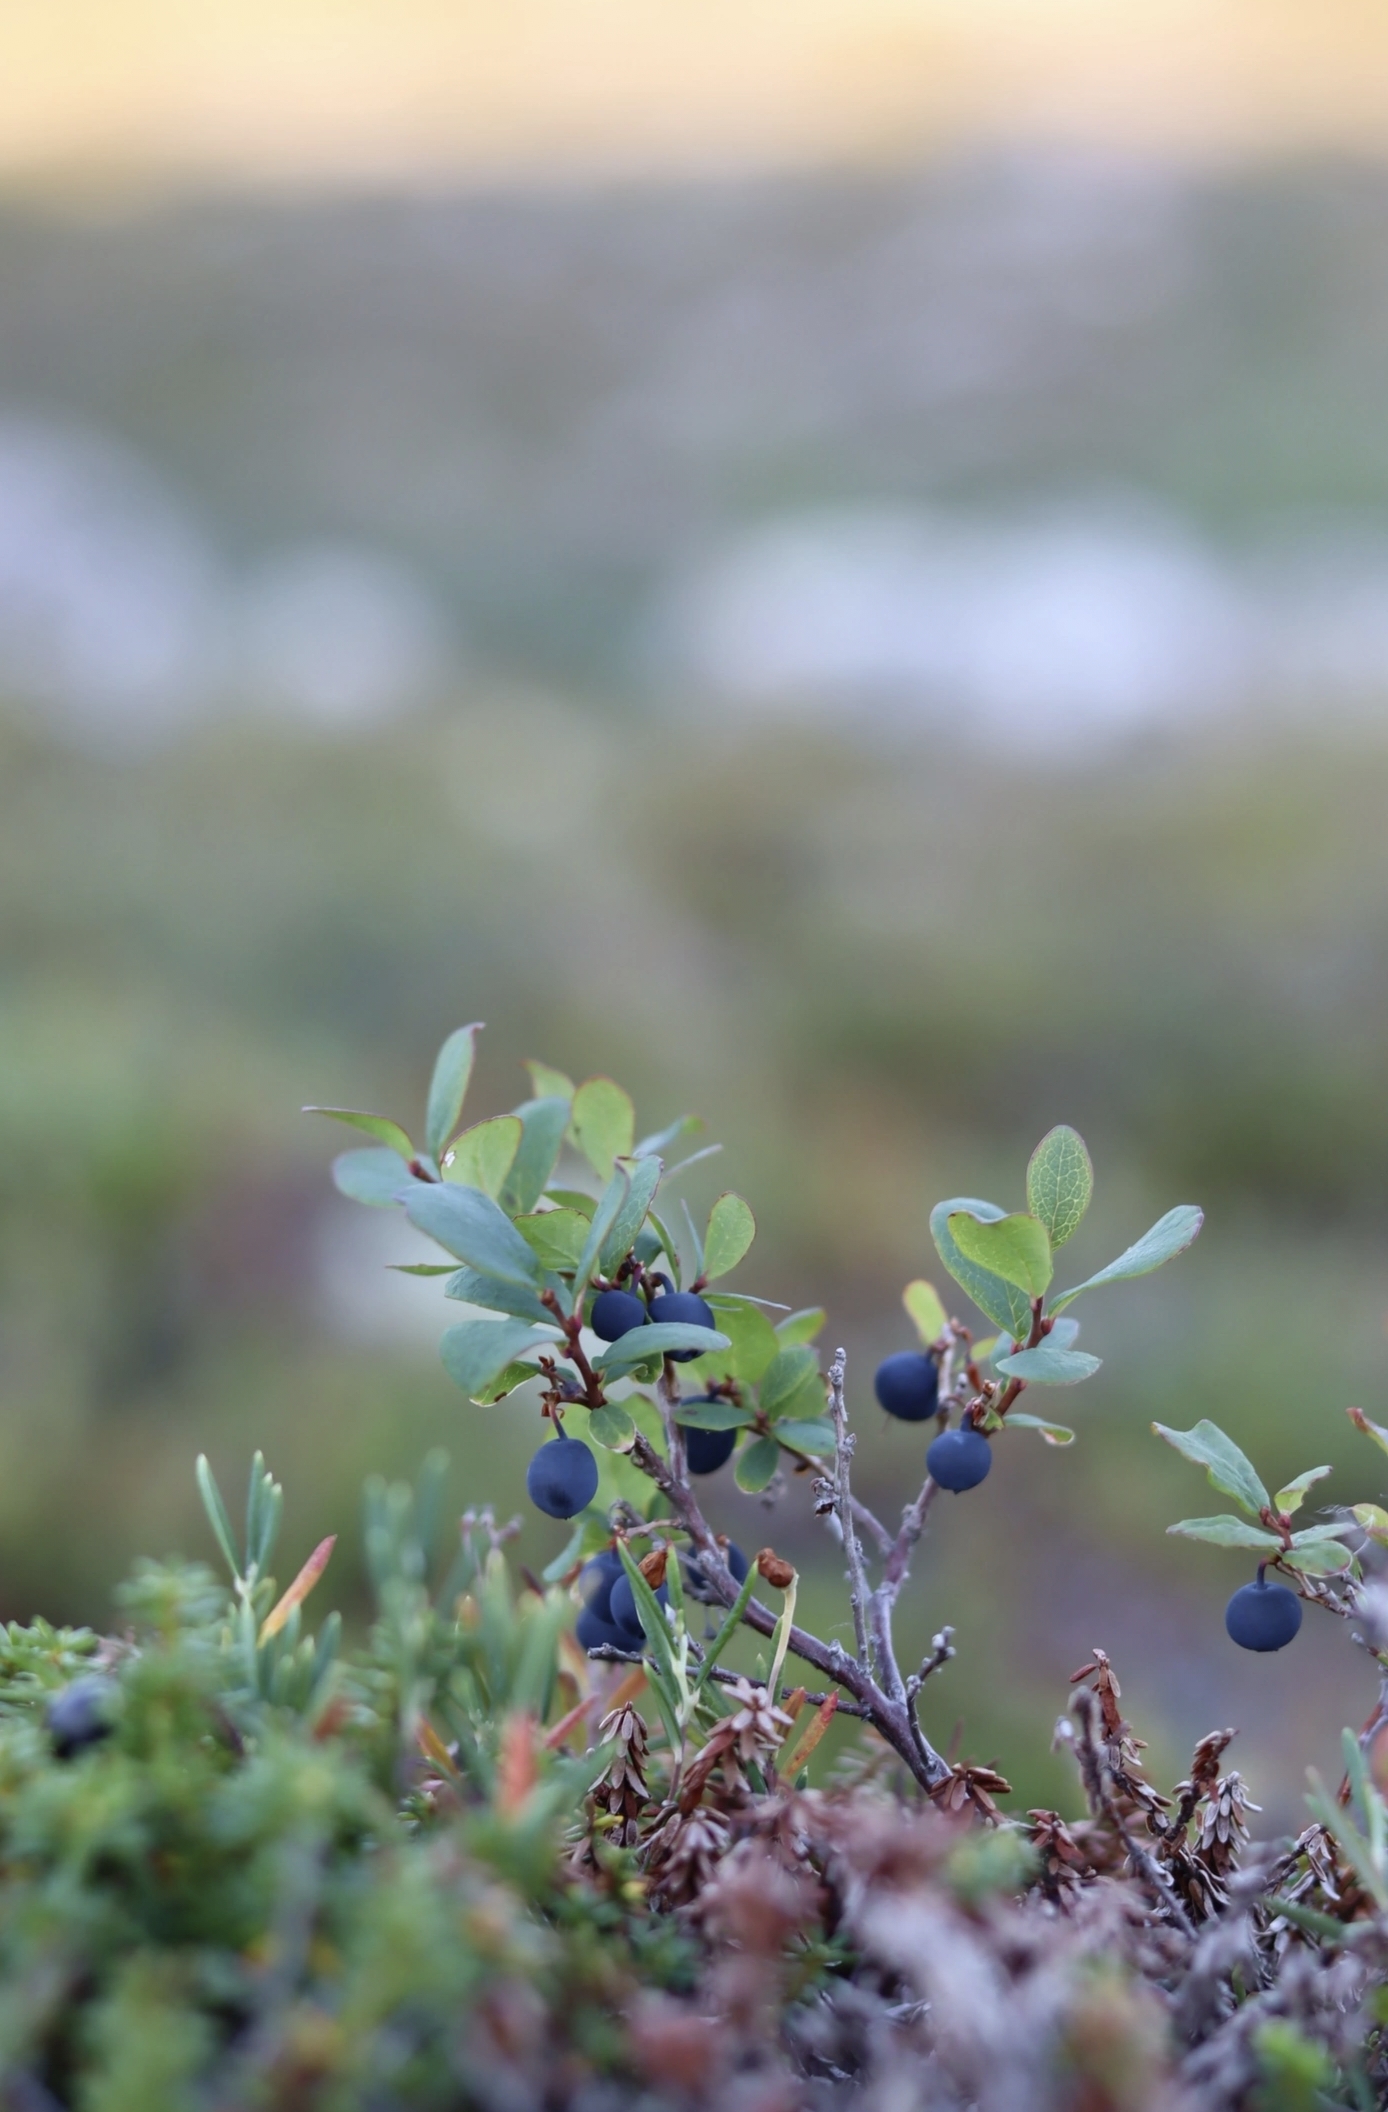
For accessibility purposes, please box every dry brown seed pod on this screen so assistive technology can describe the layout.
[756,1549,795,1589]
[639,1548,669,1588]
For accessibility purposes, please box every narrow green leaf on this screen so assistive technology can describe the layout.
[570,1077,636,1181]
[615,1542,679,1686]
[688,1295,780,1385]
[702,1193,756,1281]
[404,1181,544,1288]
[587,1402,636,1452]
[390,1262,456,1276]
[673,1398,754,1430]
[545,1188,596,1217]
[634,1112,701,1158]
[774,1417,836,1456]
[472,1360,543,1405]
[692,1557,761,1697]
[304,1106,414,1158]
[758,1344,823,1420]
[1280,1541,1355,1577]
[1004,1413,1075,1445]
[443,1267,552,1326]
[443,1114,522,1200]
[996,1344,1101,1386]
[525,1059,575,1102]
[1288,1522,1354,1547]
[514,1208,590,1272]
[1167,1515,1282,1550]
[735,1436,782,1494]
[196,1455,241,1580]
[902,1279,948,1346]
[1025,1126,1093,1249]
[425,1024,482,1162]
[681,1199,704,1279]
[440,1318,559,1398]
[593,1322,730,1376]
[774,1306,825,1347]
[573,1164,631,1302]
[599,1154,663,1274]
[1274,1466,1333,1516]
[1052,1205,1204,1316]
[1153,1420,1270,1517]
[930,1198,1033,1336]
[501,1097,571,1215]
[948,1210,1053,1297]
[331,1146,412,1207]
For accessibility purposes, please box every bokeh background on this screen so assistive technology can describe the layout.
[4,0,1388,1822]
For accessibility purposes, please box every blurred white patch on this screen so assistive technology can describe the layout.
[649,500,1254,752]
[0,416,223,744]
[234,544,452,730]
[313,1200,455,1348]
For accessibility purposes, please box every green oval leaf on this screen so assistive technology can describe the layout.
[331,1146,412,1207]
[1003,1412,1075,1445]
[774,1306,826,1347]
[514,1208,590,1272]
[1353,1504,1388,1545]
[524,1059,575,1102]
[443,1268,553,1326]
[404,1181,545,1288]
[570,1077,636,1181]
[1280,1541,1356,1577]
[305,1106,414,1159]
[758,1344,823,1420]
[689,1296,780,1385]
[673,1398,754,1431]
[1166,1515,1282,1549]
[501,1097,571,1215]
[442,1114,522,1200]
[902,1279,948,1346]
[1153,1420,1270,1518]
[1274,1466,1333,1516]
[930,1198,1033,1336]
[599,1155,663,1275]
[587,1402,636,1452]
[473,1359,543,1404]
[1052,1205,1204,1316]
[735,1435,781,1494]
[593,1323,730,1376]
[774,1417,836,1456]
[702,1193,756,1281]
[948,1211,1053,1298]
[425,1024,482,1162]
[440,1318,559,1399]
[1025,1126,1093,1250]
[996,1345,1101,1386]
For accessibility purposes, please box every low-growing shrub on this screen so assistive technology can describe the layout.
[1,1027,1386,2109]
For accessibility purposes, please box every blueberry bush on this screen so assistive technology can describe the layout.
[4,1025,1388,2108]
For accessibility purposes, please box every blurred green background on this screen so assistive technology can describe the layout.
[5,157,1388,1825]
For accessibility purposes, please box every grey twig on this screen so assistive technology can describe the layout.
[827,1346,873,1673]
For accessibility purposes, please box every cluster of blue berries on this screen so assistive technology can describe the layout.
[590,1284,717,1361]
[873,1347,992,1493]
[574,1541,750,1654]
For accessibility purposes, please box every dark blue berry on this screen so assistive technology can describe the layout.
[1225,1577,1302,1653]
[926,1426,992,1493]
[576,1602,636,1654]
[610,1572,669,1640]
[874,1351,940,1423]
[590,1288,648,1343]
[578,1549,624,1620]
[682,1417,736,1475]
[48,1675,116,1760]
[647,1290,716,1362]
[526,1434,599,1519]
[722,1541,749,1584]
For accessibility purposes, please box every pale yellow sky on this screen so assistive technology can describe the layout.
[2,0,1387,188]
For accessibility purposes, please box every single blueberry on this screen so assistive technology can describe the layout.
[578,1548,624,1620]
[590,1288,649,1343]
[610,1572,669,1640]
[48,1675,117,1760]
[1225,1578,1303,1653]
[682,1417,737,1475]
[647,1289,716,1362]
[926,1426,992,1493]
[526,1434,599,1519]
[874,1351,940,1423]
[722,1541,750,1585]
[576,1602,636,1655]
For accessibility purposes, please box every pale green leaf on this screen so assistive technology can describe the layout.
[404,1181,545,1288]
[332,1146,411,1207]
[758,1344,823,1420]
[1004,1413,1075,1445]
[587,1402,636,1452]
[774,1417,836,1456]
[775,1306,826,1347]
[442,1114,522,1199]
[1354,1503,1388,1545]
[948,1211,1053,1297]
[514,1208,590,1272]
[996,1344,1101,1386]
[735,1435,781,1494]
[443,1267,552,1325]
[1025,1126,1093,1249]
[425,1024,482,1161]
[524,1059,575,1102]
[1167,1515,1281,1549]
[703,1193,756,1281]
[689,1295,780,1385]
[902,1279,948,1346]
[593,1322,730,1376]
[573,1164,631,1301]
[673,1398,754,1430]
[1052,1205,1204,1315]
[1280,1540,1355,1577]
[500,1097,570,1215]
[1274,1466,1333,1517]
[304,1106,413,1158]
[930,1198,1033,1336]
[570,1077,636,1181]
[440,1318,558,1399]
[599,1154,663,1274]
[1153,1420,1270,1518]
[634,1112,701,1158]
[1348,1406,1388,1459]
[472,1359,543,1405]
